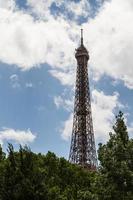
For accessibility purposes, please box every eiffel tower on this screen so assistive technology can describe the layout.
[69,30,97,170]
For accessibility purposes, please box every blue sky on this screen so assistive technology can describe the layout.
[0,0,133,159]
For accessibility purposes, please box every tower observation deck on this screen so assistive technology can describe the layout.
[69,30,97,170]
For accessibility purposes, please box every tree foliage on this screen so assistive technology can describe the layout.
[0,145,95,200]
[97,111,133,199]
[0,112,133,199]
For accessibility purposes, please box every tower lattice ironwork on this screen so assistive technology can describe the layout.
[69,30,97,170]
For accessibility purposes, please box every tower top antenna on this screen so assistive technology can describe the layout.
[81,29,83,46]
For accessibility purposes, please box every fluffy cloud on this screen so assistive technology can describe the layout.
[54,95,73,112]
[49,69,75,86]
[60,113,73,141]
[0,5,76,70]
[62,0,91,20]
[60,89,122,143]
[0,0,15,10]
[83,0,133,88]
[91,90,122,142]
[27,0,54,20]
[0,128,36,145]
[0,0,133,89]
[27,0,91,21]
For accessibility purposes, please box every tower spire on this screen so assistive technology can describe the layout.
[81,28,83,46]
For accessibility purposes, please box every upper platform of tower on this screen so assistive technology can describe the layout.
[75,29,89,60]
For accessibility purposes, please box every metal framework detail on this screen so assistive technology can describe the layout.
[69,30,97,170]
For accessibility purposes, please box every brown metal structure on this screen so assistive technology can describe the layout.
[69,30,97,170]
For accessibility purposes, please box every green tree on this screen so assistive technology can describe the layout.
[0,145,6,200]
[1,112,133,200]
[98,111,133,199]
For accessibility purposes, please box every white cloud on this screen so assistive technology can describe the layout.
[10,74,20,88]
[49,0,133,89]
[0,128,36,145]
[128,123,133,138]
[27,0,54,20]
[0,6,76,72]
[0,0,15,10]
[91,89,122,142]
[54,95,73,112]
[83,0,133,88]
[27,0,91,21]
[64,0,91,20]
[0,0,133,89]
[60,89,122,142]
[60,113,73,141]
[49,69,75,86]
[25,82,33,88]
